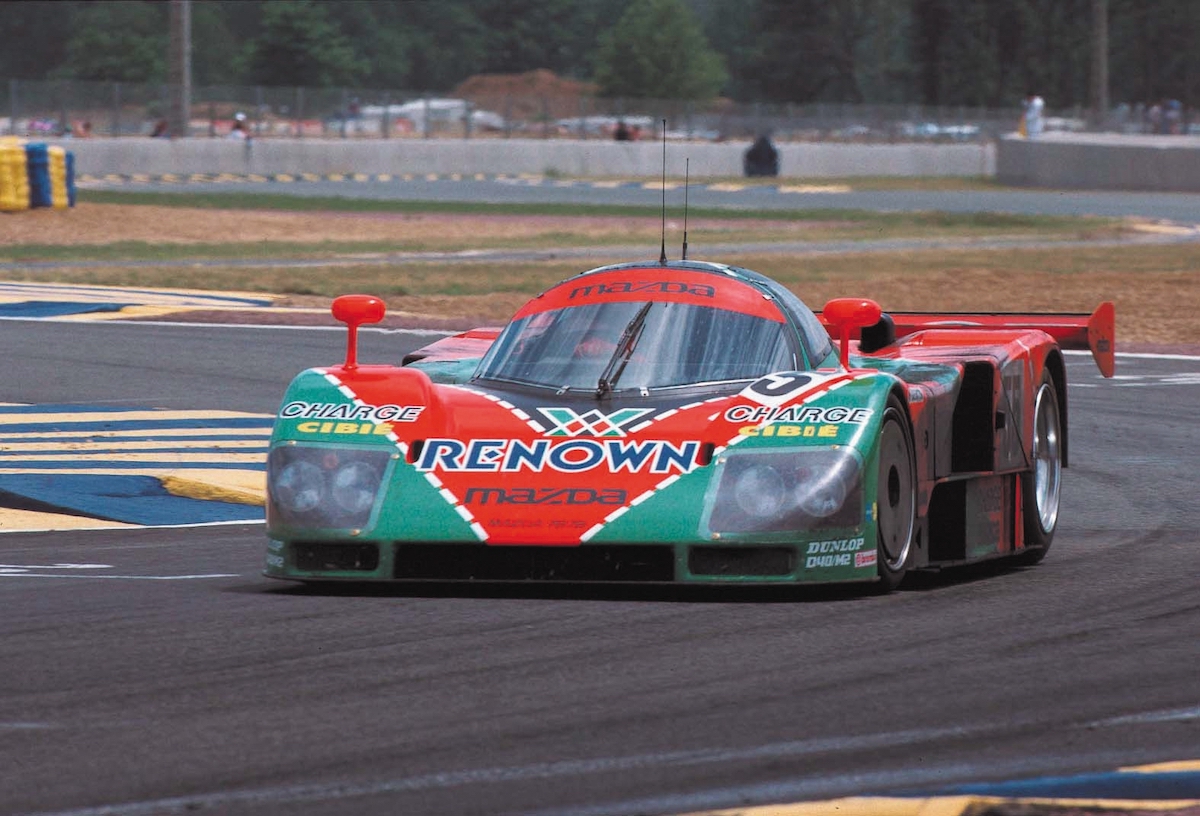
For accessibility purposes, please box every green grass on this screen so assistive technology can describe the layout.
[639,174,1008,191]
[77,188,769,217]
[76,188,1090,231]
[0,240,422,263]
[1,189,1124,266]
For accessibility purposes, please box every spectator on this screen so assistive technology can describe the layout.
[1147,101,1162,134]
[150,119,169,138]
[228,112,249,140]
[1022,92,1044,138]
[1165,99,1183,134]
[743,133,779,177]
[614,120,631,141]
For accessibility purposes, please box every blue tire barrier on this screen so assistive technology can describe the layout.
[26,142,52,208]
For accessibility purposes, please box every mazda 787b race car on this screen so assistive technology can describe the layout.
[264,260,1114,591]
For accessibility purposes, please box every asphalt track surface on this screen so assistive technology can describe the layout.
[1,317,1198,815]
[87,174,1200,222]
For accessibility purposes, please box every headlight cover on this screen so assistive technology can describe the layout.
[268,445,392,530]
[705,448,863,534]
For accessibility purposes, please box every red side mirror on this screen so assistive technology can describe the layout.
[331,294,386,369]
[822,297,882,369]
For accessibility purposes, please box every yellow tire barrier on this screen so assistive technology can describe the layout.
[0,139,30,212]
[48,145,69,209]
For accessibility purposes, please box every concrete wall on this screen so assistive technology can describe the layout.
[63,137,996,179]
[997,133,1200,191]
[67,134,1200,191]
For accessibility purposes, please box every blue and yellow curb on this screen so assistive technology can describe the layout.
[684,797,1198,815]
[0,403,271,531]
[682,761,1200,815]
[79,171,563,185]
[77,171,852,195]
[0,282,280,322]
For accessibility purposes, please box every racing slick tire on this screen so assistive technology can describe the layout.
[875,395,917,592]
[1016,371,1063,565]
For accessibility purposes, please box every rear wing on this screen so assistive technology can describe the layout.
[819,302,1116,377]
[402,327,502,366]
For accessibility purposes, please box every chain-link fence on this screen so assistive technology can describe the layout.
[4,78,1158,143]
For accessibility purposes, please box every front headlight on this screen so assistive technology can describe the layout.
[268,446,391,530]
[331,461,382,514]
[274,460,325,515]
[794,459,855,518]
[733,465,786,518]
[706,448,863,534]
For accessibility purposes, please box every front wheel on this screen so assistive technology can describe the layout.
[875,397,916,592]
[1016,372,1062,565]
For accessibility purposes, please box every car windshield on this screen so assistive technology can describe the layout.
[475,301,794,393]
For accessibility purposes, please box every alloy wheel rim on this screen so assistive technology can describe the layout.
[878,417,915,571]
[1032,382,1062,533]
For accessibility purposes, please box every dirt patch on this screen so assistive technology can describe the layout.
[272,266,1197,350]
[8,203,1199,348]
[454,69,597,122]
[743,266,1198,346]
[0,204,840,246]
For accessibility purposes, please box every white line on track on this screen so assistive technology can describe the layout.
[3,321,1188,351]
[4,351,1190,536]
[0,563,111,570]
[1087,705,1200,726]
[1116,352,1200,361]
[19,703,1200,816]
[0,315,455,336]
[1065,349,1200,362]
[2,316,1191,351]
[0,573,242,580]
[0,519,262,536]
[21,725,976,816]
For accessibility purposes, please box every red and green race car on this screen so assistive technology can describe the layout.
[264,259,1114,591]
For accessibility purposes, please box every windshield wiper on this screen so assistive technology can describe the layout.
[596,301,653,399]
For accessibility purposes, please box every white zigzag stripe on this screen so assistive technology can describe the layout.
[319,370,488,542]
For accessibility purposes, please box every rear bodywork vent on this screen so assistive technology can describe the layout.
[927,475,1015,563]
[927,482,967,562]
[951,361,995,473]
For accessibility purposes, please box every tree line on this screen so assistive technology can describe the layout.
[1,0,1196,109]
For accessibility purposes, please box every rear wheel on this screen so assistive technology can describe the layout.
[1017,372,1062,565]
[875,397,916,592]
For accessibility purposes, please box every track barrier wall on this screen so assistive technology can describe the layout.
[997,132,1200,191]
[57,137,996,180]
[16,134,1200,192]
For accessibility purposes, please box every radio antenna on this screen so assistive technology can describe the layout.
[682,158,690,260]
[659,118,667,265]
